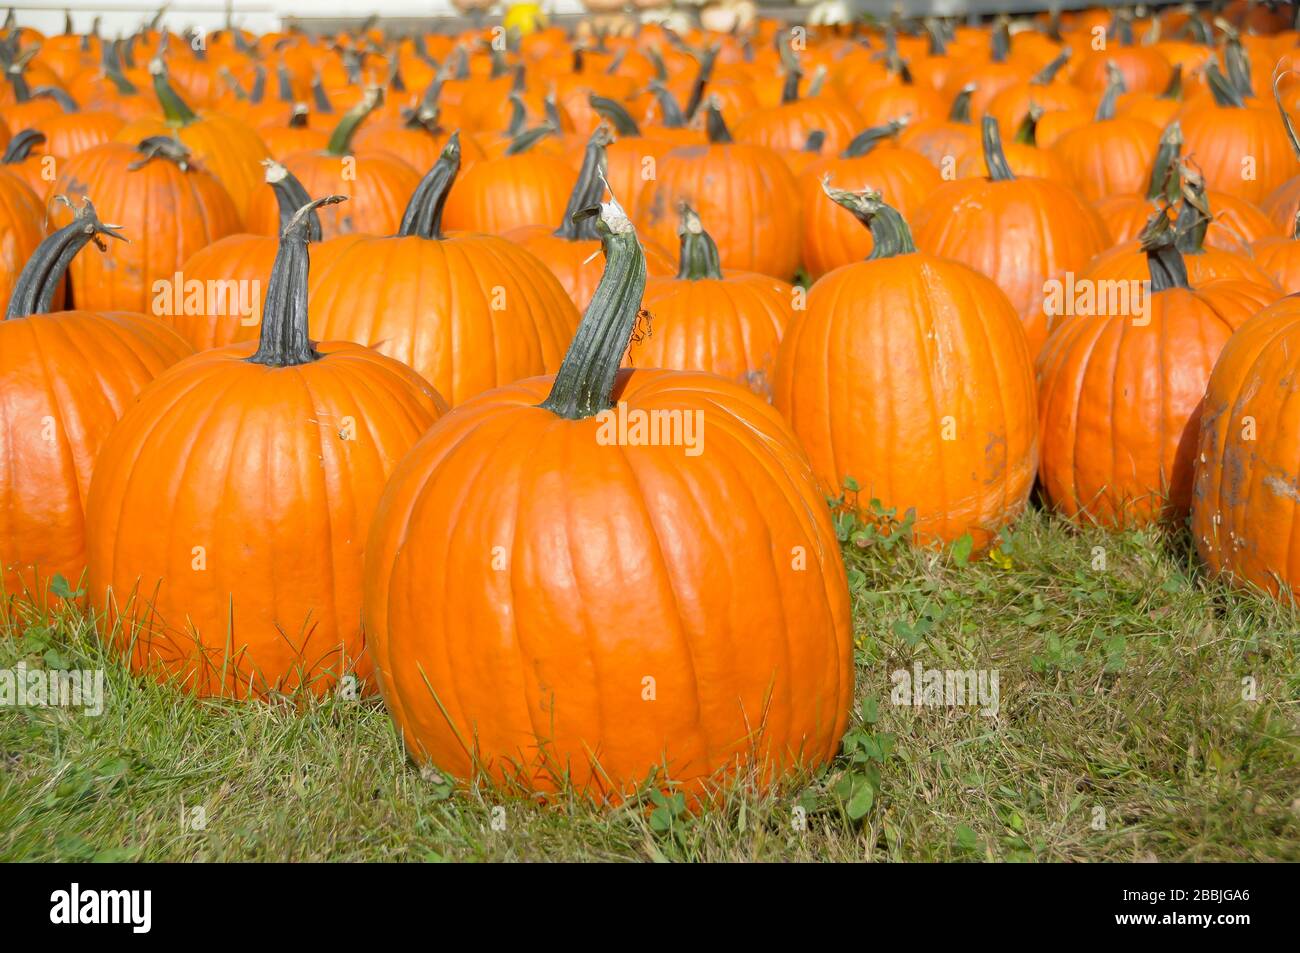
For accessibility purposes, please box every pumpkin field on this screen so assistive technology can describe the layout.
[1,3,1299,863]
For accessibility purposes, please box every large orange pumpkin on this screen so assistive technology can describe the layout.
[773,185,1038,551]
[0,199,192,609]
[1192,294,1300,598]
[628,204,793,399]
[50,136,241,312]
[363,195,852,802]
[85,196,446,698]
[913,116,1111,357]
[310,134,578,406]
[1037,212,1275,528]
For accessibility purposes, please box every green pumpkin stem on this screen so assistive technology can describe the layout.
[841,118,904,158]
[981,116,1016,180]
[397,132,460,240]
[1139,208,1189,291]
[675,204,723,280]
[1205,60,1245,108]
[1160,63,1183,100]
[948,84,976,123]
[5,197,125,319]
[101,40,138,95]
[539,196,647,420]
[1173,165,1212,255]
[1031,48,1071,85]
[326,87,380,156]
[148,56,199,125]
[247,196,345,368]
[823,179,917,260]
[1012,104,1042,146]
[263,161,323,241]
[129,135,194,170]
[704,98,733,143]
[1145,122,1183,202]
[505,122,557,155]
[589,93,641,136]
[1095,63,1126,121]
[2,128,44,163]
[1220,23,1255,98]
[555,128,611,241]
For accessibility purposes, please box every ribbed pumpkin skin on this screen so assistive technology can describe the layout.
[1052,117,1161,201]
[440,152,578,234]
[1037,280,1274,528]
[0,173,45,309]
[85,342,446,698]
[0,312,192,605]
[773,253,1038,550]
[502,226,676,311]
[1192,297,1300,597]
[243,150,422,239]
[308,234,579,406]
[797,148,941,279]
[912,176,1112,357]
[364,369,853,802]
[636,144,801,279]
[116,114,271,222]
[50,144,241,312]
[1179,104,1295,205]
[629,272,794,399]
[733,97,864,156]
[1250,236,1300,292]
[36,111,125,158]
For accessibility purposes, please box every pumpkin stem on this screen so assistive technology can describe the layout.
[980,116,1016,181]
[648,81,686,128]
[311,72,334,113]
[675,203,723,280]
[683,43,718,121]
[589,93,641,136]
[1273,70,1300,161]
[505,122,557,156]
[102,40,138,96]
[2,127,44,163]
[128,135,193,170]
[990,19,1010,63]
[1205,60,1245,109]
[1160,63,1183,100]
[247,196,345,368]
[1145,121,1183,202]
[397,132,460,240]
[779,35,803,103]
[1217,19,1255,98]
[5,196,126,320]
[1139,208,1189,291]
[149,56,199,125]
[822,178,917,260]
[841,118,905,158]
[1173,163,1212,255]
[948,83,976,123]
[704,97,733,143]
[325,87,380,156]
[1095,63,1126,121]
[276,61,296,102]
[1012,104,1042,146]
[3,47,37,102]
[923,17,947,56]
[263,160,323,241]
[555,127,611,241]
[1031,48,1071,85]
[803,129,826,153]
[539,195,647,421]
[645,45,668,83]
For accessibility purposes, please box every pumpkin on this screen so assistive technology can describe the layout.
[798,120,942,279]
[955,106,1075,185]
[941,21,1037,118]
[1179,60,1294,206]
[0,128,55,197]
[27,86,124,156]
[1037,212,1275,528]
[353,104,487,174]
[85,195,446,698]
[505,127,674,310]
[0,159,46,307]
[243,88,421,239]
[1192,294,1300,598]
[310,134,579,406]
[1250,209,1300,292]
[49,136,241,312]
[913,116,1111,357]
[896,83,980,170]
[627,204,792,398]
[1071,14,1173,94]
[363,193,851,802]
[733,47,863,155]
[0,199,191,609]
[773,186,1038,551]
[1051,64,1162,201]
[637,101,802,279]
[1262,71,1300,230]
[257,103,329,158]
[985,48,1091,134]
[849,53,946,128]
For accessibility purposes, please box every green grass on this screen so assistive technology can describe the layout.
[2,507,1298,862]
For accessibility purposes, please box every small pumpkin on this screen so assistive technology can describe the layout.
[1051,64,1162,201]
[441,123,578,234]
[85,195,446,698]
[0,128,55,197]
[364,193,851,802]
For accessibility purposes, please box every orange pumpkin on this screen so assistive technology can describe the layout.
[85,196,446,698]
[0,128,53,197]
[774,186,1038,551]
[0,199,192,609]
[364,195,852,802]
[0,161,46,308]
[1052,65,1162,201]
[440,123,578,234]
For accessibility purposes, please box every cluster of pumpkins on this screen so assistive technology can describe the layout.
[2,5,1300,803]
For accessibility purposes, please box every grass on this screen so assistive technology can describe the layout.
[1,506,1298,862]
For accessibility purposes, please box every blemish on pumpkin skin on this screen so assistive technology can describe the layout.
[1263,472,1300,503]
[983,432,1006,485]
